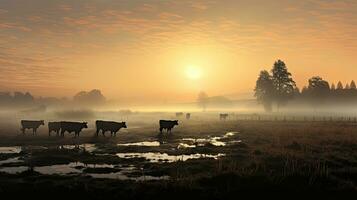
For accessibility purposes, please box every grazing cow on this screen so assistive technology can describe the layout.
[48,122,61,136]
[60,121,88,137]
[176,112,184,117]
[220,113,229,120]
[186,113,191,120]
[96,120,127,136]
[21,120,45,135]
[159,120,178,134]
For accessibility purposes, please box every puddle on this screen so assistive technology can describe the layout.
[0,157,23,165]
[0,146,22,154]
[35,162,84,175]
[118,141,160,147]
[0,166,29,174]
[0,162,169,181]
[116,152,225,163]
[59,144,97,153]
[181,131,239,147]
[177,143,196,149]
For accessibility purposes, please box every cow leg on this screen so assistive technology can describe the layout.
[159,128,163,134]
[96,129,99,137]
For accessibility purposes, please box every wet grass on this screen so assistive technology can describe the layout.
[1,120,357,198]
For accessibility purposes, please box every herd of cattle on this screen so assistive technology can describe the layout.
[20,113,230,136]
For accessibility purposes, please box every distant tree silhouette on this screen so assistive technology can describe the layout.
[306,76,330,110]
[330,83,336,90]
[197,91,209,111]
[73,89,106,105]
[350,80,356,90]
[345,83,350,90]
[254,70,274,112]
[337,81,343,90]
[271,60,296,111]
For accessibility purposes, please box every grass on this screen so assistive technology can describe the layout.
[1,120,357,198]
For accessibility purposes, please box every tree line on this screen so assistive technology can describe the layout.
[254,60,357,112]
[0,89,106,108]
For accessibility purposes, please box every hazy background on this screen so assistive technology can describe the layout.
[1,0,357,105]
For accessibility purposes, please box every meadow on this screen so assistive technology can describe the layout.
[0,111,357,198]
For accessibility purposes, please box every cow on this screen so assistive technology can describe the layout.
[186,113,191,120]
[60,121,88,137]
[48,122,61,136]
[21,120,45,135]
[96,120,127,137]
[159,120,178,134]
[176,112,184,117]
[220,113,229,120]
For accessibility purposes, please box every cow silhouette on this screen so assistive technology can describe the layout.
[60,121,88,137]
[96,120,127,137]
[186,113,191,120]
[48,122,61,136]
[220,114,229,120]
[21,120,44,135]
[159,120,178,134]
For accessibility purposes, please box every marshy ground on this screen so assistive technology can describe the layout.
[1,115,357,198]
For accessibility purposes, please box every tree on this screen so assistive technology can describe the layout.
[254,70,274,112]
[350,80,356,90]
[337,81,343,90]
[271,60,296,110]
[197,91,209,111]
[345,83,350,90]
[307,76,330,107]
[331,83,336,90]
[73,89,106,105]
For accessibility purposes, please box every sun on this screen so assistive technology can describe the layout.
[185,65,202,80]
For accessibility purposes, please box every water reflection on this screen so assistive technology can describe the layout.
[181,131,239,147]
[117,141,161,147]
[0,146,22,154]
[116,152,226,163]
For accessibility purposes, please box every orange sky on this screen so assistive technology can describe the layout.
[1,0,357,103]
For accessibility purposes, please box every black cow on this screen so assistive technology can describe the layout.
[159,120,178,134]
[220,113,229,120]
[21,120,44,135]
[96,120,127,137]
[48,122,61,136]
[60,121,88,137]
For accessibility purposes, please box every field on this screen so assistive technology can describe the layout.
[0,111,357,198]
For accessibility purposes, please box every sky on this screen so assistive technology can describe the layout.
[1,0,357,103]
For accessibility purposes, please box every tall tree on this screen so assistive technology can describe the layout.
[307,76,330,108]
[331,83,336,90]
[350,80,357,90]
[254,70,274,112]
[337,81,343,90]
[345,83,350,90]
[197,91,209,111]
[271,60,296,110]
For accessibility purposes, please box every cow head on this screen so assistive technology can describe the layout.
[40,120,45,125]
[174,120,179,125]
[82,122,88,128]
[122,122,127,128]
